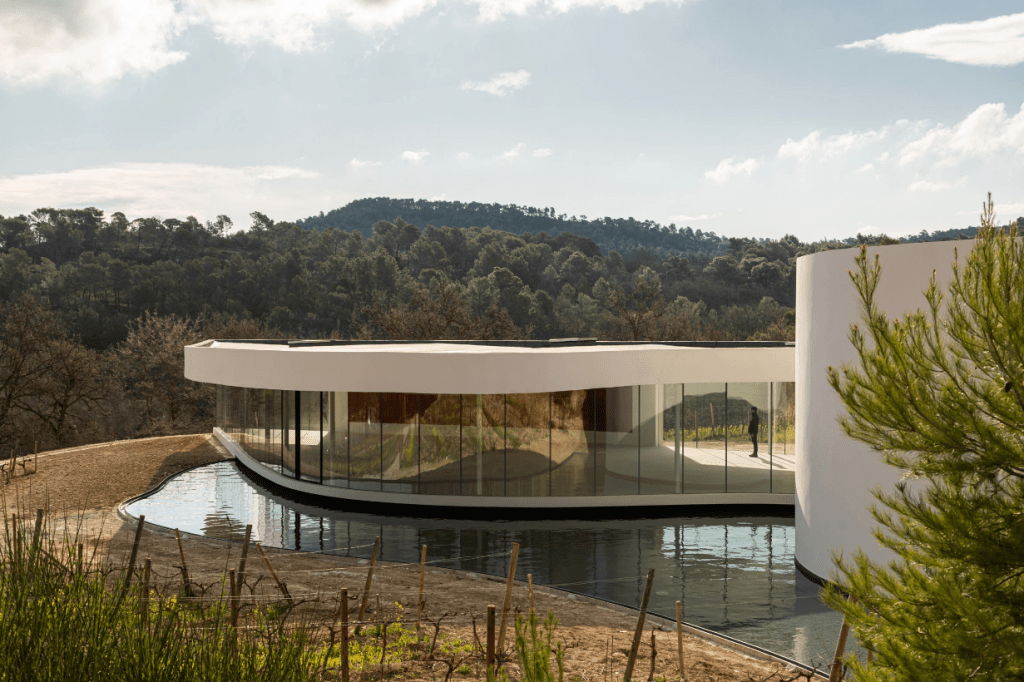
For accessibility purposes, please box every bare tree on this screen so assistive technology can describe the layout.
[117,311,210,432]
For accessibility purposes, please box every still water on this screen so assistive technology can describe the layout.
[126,461,842,667]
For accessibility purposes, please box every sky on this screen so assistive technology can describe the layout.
[1,1,1023,241]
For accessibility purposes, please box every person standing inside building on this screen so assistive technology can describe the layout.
[748,407,760,457]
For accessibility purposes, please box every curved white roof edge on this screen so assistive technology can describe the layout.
[185,341,795,394]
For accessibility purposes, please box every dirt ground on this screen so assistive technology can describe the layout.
[2,435,819,682]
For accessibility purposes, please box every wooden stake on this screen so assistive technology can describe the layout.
[341,587,350,682]
[416,544,427,634]
[676,601,686,681]
[11,514,18,560]
[646,629,657,682]
[77,543,84,575]
[236,524,253,599]
[229,570,239,627]
[497,541,520,651]
[528,573,535,614]
[356,536,381,629]
[486,604,496,676]
[624,568,655,682]
[30,508,43,559]
[256,543,292,602]
[828,595,855,682]
[141,558,151,625]
[123,515,145,593]
[174,529,191,594]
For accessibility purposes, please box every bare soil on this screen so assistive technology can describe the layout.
[3,435,818,682]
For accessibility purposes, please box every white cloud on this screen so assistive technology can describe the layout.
[429,193,447,201]
[182,0,439,48]
[856,163,875,173]
[907,177,968,193]
[898,102,1024,166]
[2,0,699,84]
[498,143,526,161]
[460,69,530,96]
[958,201,1024,216]
[350,158,381,168]
[456,152,471,161]
[468,0,694,23]
[703,157,760,183]
[401,150,430,164]
[778,128,888,161]
[0,0,187,85]
[842,12,1024,66]
[0,162,318,221]
[669,213,720,222]
[532,148,553,158]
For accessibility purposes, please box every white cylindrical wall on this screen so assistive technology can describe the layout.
[795,239,970,581]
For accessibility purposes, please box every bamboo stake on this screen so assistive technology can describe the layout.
[356,536,381,630]
[123,515,145,593]
[486,604,496,677]
[676,601,687,681]
[416,544,427,634]
[256,543,292,602]
[497,541,520,651]
[528,574,535,614]
[141,558,151,625]
[174,529,191,594]
[624,568,655,682]
[341,587,350,682]
[76,543,84,575]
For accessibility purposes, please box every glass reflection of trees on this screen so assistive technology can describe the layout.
[217,382,796,496]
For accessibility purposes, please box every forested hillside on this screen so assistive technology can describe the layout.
[296,197,985,257]
[0,201,988,454]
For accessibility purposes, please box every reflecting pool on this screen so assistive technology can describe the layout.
[126,461,841,667]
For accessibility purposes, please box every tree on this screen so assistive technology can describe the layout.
[117,311,210,431]
[825,195,1024,680]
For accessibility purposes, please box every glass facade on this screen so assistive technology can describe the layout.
[216,383,797,497]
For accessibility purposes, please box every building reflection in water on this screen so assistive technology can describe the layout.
[132,462,839,667]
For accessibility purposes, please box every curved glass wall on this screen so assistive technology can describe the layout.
[216,383,797,497]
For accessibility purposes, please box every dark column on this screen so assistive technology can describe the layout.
[294,390,301,480]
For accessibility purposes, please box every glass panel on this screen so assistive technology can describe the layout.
[504,392,550,497]
[324,392,348,487]
[596,386,638,496]
[654,384,684,494]
[282,391,296,477]
[382,393,418,493]
[264,389,283,474]
[216,385,227,433]
[551,390,594,496]
[683,383,726,493]
[726,383,771,493]
[772,382,797,493]
[348,392,382,491]
[244,388,270,468]
[461,394,505,496]
[419,394,462,495]
[639,384,671,495]
[298,392,321,483]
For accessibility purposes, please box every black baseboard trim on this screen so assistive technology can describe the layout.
[232,457,796,522]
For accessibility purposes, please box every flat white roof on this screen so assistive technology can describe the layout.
[185,340,795,394]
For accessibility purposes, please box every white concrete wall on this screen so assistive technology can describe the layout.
[795,239,970,581]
